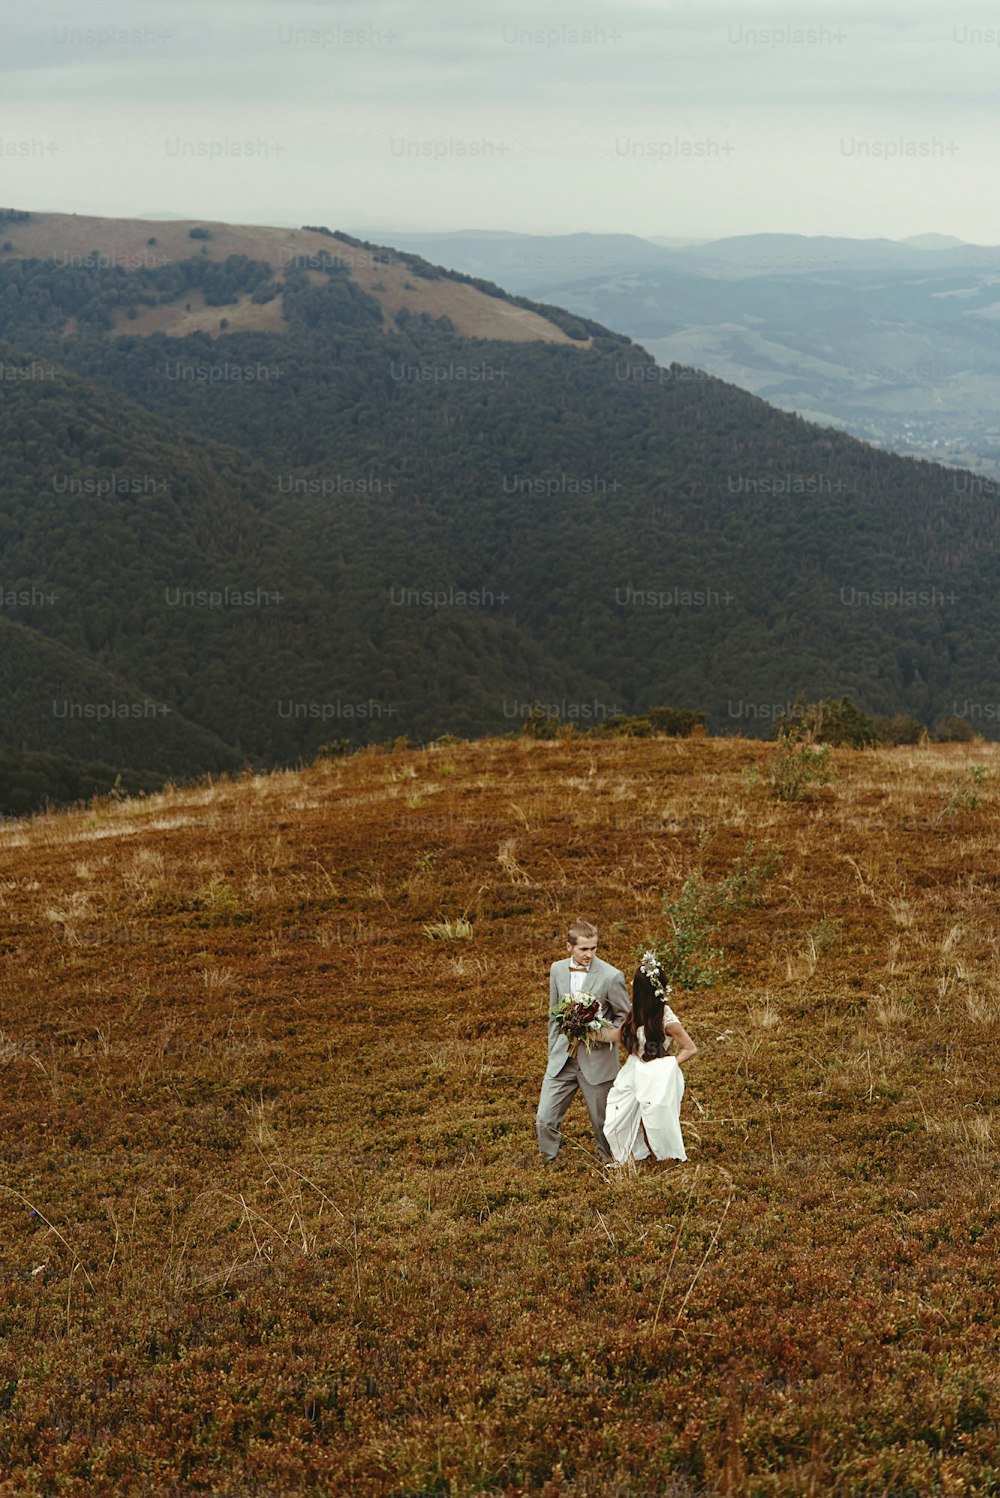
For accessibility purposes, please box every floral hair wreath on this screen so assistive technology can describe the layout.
[639,949,673,1004]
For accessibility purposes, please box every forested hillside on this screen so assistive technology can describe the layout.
[378,226,1000,475]
[0,212,997,812]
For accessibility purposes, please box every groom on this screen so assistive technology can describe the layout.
[536,920,630,1162]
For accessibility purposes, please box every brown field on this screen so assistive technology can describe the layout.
[0,734,996,1496]
[345,256,587,346]
[0,213,578,346]
[0,213,329,269]
[107,288,291,341]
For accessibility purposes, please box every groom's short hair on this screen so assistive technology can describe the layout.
[567,919,598,944]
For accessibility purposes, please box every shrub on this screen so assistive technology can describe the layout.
[314,739,354,759]
[601,715,653,737]
[775,695,878,748]
[716,840,783,909]
[645,706,708,736]
[934,715,976,743]
[876,713,926,746]
[767,696,866,800]
[657,871,726,988]
[595,707,707,739]
[520,705,561,740]
[657,841,781,987]
[194,879,252,927]
[770,740,833,802]
[939,765,986,819]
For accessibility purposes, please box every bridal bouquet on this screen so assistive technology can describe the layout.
[551,991,614,1057]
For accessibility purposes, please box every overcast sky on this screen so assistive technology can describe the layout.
[4,0,1000,242]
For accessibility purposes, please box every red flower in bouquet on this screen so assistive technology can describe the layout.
[551,990,614,1058]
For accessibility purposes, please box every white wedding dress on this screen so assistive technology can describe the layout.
[604,1020,687,1162]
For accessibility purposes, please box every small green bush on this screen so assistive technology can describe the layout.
[939,765,986,820]
[934,715,976,743]
[775,695,877,748]
[875,713,926,746]
[194,879,252,927]
[656,841,781,987]
[770,740,833,802]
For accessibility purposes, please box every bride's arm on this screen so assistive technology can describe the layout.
[601,969,630,1047]
[665,1019,697,1065]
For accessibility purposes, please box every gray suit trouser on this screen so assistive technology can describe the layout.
[536,1056,613,1159]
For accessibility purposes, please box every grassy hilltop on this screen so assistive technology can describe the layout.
[0,734,996,1495]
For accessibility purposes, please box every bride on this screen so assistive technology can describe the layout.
[603,950,698,1164]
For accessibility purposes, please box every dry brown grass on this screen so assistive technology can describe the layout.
[0,211,580,346]
[347,251,586,345]
[0,736,996,1494]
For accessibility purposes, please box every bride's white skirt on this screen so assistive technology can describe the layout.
[604,1054,687,1162]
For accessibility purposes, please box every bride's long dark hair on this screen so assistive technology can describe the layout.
[620,962,670,1061]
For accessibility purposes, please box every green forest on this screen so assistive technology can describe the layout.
[0,224,996,813]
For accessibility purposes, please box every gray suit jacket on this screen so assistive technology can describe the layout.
[546,955,631,1083]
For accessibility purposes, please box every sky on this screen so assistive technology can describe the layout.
[4,0,1000,242]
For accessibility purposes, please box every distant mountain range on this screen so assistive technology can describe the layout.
[1,209,998,812]
[357,229,1000,475]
